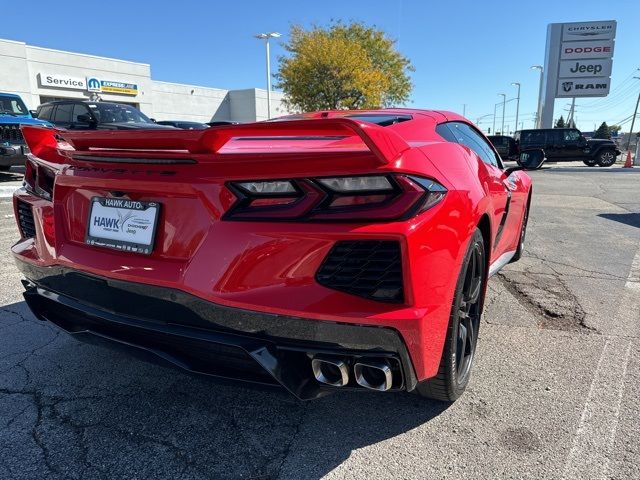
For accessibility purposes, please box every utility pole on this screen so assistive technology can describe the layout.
[567,97,576,126]
[463,104,467,117]
[511,82,521,135]
[625,78,640,152]
[498,93,506,135]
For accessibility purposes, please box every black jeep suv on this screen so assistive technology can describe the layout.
[514,128,621,167]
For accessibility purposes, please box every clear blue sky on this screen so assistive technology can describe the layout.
[4,0,639,132]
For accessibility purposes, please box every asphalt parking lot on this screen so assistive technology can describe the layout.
[1,162,639,480]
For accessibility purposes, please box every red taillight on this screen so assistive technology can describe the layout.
[24,157,55,201]
[224,174,446,222]
[42,207,56,244]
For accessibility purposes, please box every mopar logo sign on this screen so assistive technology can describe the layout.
[85,77,138,95]
[87,77,101,92]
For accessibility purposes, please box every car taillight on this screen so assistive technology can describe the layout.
[24,158,55,201]
[224,174,446,222]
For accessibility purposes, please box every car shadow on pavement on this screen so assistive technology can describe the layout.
[0,300,449,480]
[0,167,24,183]
[598,212,640,229]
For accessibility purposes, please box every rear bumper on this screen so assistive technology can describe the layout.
[18,263,417,400]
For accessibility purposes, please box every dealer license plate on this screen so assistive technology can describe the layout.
[86,197,160,254]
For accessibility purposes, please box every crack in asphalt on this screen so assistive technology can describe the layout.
[272,402,308,480]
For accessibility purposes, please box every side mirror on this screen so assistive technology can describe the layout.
[29,110,38,118]
[150,118,157,123]
[76,114,97,126]
[506,149,546,175]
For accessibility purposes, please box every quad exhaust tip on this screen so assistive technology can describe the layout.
[354,360,393,391]
[311,356,349,387]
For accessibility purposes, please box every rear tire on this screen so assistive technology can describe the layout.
[416,228,486,402]
[596,149,617,167]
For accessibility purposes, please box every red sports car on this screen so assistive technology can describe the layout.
[13,110,542,402]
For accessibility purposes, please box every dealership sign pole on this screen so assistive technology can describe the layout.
[539,20,616,128]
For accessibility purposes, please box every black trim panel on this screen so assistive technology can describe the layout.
[16,263,418,398]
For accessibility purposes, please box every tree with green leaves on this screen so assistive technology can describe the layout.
[554,116,566,128]
[276,22,414,111]
[594,122,611,139]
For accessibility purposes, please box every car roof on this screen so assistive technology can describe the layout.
[281,108,467,123]
[0,92,23,98]
[39,100,125,106]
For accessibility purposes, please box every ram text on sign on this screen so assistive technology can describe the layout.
[560,40,614,60]
[556,77,610,98]
[559,59,612,78]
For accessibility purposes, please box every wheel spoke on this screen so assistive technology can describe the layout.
[458,322,468,370]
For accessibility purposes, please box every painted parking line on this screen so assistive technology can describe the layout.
[562,241,640,479]
[625,247,640,290]
[0,186,20,198]
[562,338,632,480]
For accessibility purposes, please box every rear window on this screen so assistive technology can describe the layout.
[343,114,412,126]
[488,136,508,147]
[521,130,547,145]
[37,104,54,121]
[271,114,412,127]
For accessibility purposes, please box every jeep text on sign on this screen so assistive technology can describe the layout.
[556,77,610,98]
[559,59,612,78]
[560,40,614,60]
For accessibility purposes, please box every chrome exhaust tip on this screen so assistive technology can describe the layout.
[354,360,393,391]
[311,356,349,387]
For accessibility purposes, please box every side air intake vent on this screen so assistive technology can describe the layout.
[316,240,403,303]
[17,200,36,239]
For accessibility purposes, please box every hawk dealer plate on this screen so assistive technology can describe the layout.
[86,197,160,254]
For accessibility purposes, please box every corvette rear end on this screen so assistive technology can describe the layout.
[12,111,533,401]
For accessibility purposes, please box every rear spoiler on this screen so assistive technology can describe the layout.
[21,119,411,166]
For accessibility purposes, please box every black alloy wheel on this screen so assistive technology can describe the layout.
[417,228,486,402]
[455,239,484,384]
[597,150,617,167]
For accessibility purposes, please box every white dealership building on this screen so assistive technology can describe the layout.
[0,38,289,123]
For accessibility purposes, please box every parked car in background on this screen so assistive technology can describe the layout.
[156,120,209,129]
[35,101,174,130]
[487,135,517,160]
[514,128,620,167]
[0,93,51,171]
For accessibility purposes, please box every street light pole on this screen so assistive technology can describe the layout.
[625,77,640,152]
[498,93,506,135]
[254,32,281,120]
[531,65,544,128]
[511,82,521,133]
[492,103,498,134]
